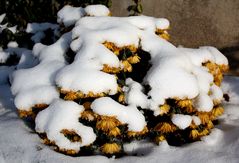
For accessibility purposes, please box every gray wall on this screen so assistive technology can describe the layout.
[111,0,239,49]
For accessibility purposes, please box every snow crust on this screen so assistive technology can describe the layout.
[91,97,146,132]
[35,99,96,151]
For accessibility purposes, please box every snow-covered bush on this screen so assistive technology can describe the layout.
[10,5,228,156]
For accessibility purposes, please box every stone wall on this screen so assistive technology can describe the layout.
[111,0,239,49]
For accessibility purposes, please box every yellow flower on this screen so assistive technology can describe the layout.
[18,109,33,118]
[102,64,120,74]
[100,143,121,154]
[189,129,200,140]
[154,135,166,144]
[199,129,209,136]
[60,129,82,143]
[212,106,224,118]
[118,94,125,103]
[203,62,223,86]
[206,120,214,129]
[96,116,121,132]
[154,122,177,133]
[122,60,132,72]
[83,102,91,110]
[159,104,170,115]
[196,112,210,125]
[108,127,121,137]
[81,110,96,121]
[127,126,148,138]
[127,55,141,64]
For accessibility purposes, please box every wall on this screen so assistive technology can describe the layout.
[111,0,239,49]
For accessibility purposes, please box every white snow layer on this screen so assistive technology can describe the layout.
[11,32,71,109]
[35,99,96,151]
[124,78,149,108]
[84,5,110,16]
[172,114,192,130]
[91,97,146,132]
[57,5,110,27]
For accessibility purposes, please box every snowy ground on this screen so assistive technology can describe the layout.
[0,76,239,163]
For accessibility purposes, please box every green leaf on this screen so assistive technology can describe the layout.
[137,4,143,13]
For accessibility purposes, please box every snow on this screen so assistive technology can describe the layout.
[201,128,224,146]
[26,22,59,43]
[193,93,214,112]
[210,84,223,103]
[7,41,18,48]
[91,97,146,132]
[11,32,71,110]
[221,76,239,104]
[26,22,58,33]
[0,13,17,34]
[124,78,149,108]
[84,5,110,16]
[192,116,201,126]
[0,13,6,23]
[57,5,85,27]
[0,51,9,63]
[171,114,192,130]
[0,75,239,163]
[35,99,96,152]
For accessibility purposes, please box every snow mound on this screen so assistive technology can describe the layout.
[35,99,96,152]
[7,4,229,156]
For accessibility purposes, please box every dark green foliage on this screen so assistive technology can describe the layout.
[127,0,143,16]
[0,0,112,30]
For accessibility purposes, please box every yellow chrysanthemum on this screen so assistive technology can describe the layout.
[96,116,121,132]
[108,127,121,137]
[203,62,223,86]
[206,120,214,129]
[81,110,96,121]
[159,104,170,115]
[212,106,224,118]
[118,94,125,103]
[154,135,166,144]
[189,129,200,140]
[102,64,121,74]
[196,112,210,125]
[127,126,148,138]
[122,60,133,72]
[127,55,141,64]
[18,109,34,118]
[60,129,82,142]
[199,129,209,137]
[154,122,177,133]
[155,29,170,40]
[100,143,121,154]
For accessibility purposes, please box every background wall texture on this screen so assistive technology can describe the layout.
[111,0,239,75]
